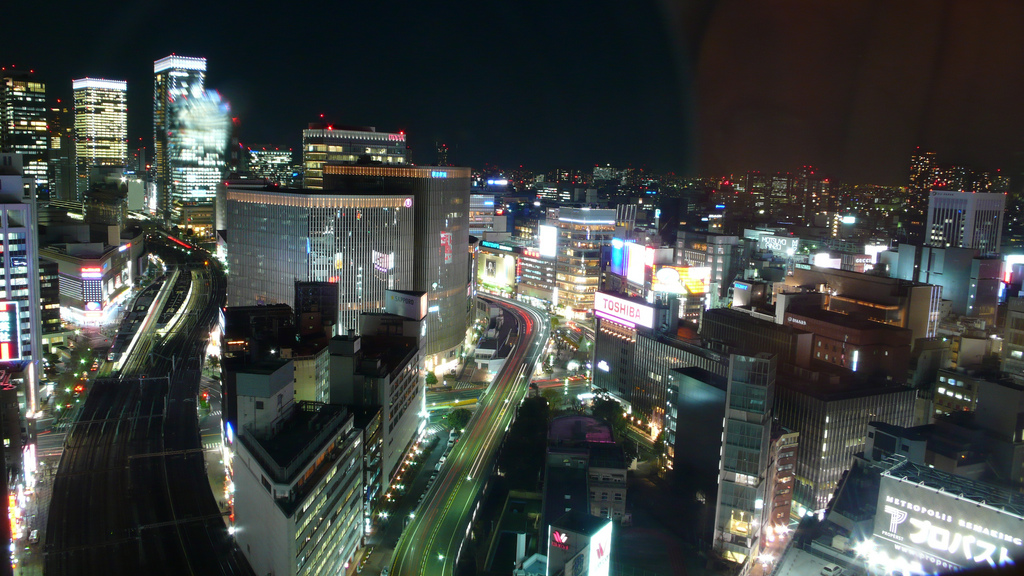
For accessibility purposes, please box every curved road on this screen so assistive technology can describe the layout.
[390,296,550,576]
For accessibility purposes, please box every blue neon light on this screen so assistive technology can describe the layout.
[431,170,447,178]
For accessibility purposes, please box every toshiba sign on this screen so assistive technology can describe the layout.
[594,292,654,329]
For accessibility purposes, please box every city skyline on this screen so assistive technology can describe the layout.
[9,2,1024,183]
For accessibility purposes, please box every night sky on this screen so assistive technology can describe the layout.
[7,1,1024,184]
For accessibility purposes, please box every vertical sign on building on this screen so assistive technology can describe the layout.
[440,232,453,264]
[0,301,21,361]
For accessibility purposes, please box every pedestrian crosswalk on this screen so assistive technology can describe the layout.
[207,410,221,417]
[204,441,222,451]
[450,381,482,390]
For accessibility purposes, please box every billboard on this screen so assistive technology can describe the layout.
[440,232,453,264]
[872,474,1024,574]
[0,301,21,361]
[385,290,427,320]
[539,225,558,258]
[594,292,654,329]
[610,238,626,277]
[477,253,516,290]
[758,235,799,254]
[588,521,613,576]
[651,266,711,294]
[625,242,646,284]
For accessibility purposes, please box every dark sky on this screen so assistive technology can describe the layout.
[5,0,691,174]
[7,1,1024,184]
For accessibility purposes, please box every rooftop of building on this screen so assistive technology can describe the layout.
[883,460,1024,518]
[350,334,418,379]
[778,368,914,401]
[786,305,914,334]
[548,415,615,445]
[234,358,291,376]
[868,420,929,442]
[551,510,612,537]
[245,401,349,483]
[587,443,627,470]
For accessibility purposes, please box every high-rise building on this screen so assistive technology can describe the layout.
[713,353,776,565]
[1003,297,1024,378]
[302,125,407,189]
[0,154,43,415]
[322,165,469,371]
[245,147,293,186]
[72,78,127,198]
[0,70,48,191]
[909,149,937,192]
[153,55,206,221]
[224,183,415,334]
[167,91,229,234]
[925,190,1005,253]
[555,207,617,318]
[46,102,74,200]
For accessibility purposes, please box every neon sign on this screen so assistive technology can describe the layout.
[551,530,570,550]
[440,232,453,264]
[431,170,447,178]
[593,292,654,329]
[81,267,103,279]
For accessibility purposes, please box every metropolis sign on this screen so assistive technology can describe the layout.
[593,292,654,329]
[872,475,1024,573]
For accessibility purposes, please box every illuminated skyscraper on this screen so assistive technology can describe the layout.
[245,147,293,186]
[925,190,1005,253]
[72,78,127,198]
[167,91,229,234]
[153,55,206,221]
[0,70,48,191]
[301,125,407,189]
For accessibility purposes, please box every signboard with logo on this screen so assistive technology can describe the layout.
[758,235,800,254]
[0,301,21,361]
[385,290,427,320]
[588,521,613,576]
[873,474,1024,574]
[593,292,654,329]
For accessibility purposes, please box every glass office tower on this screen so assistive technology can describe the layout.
[72,78,127,198]
[153,55,206,221]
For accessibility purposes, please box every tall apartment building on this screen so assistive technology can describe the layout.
[322,165,469,372]
[301,125,407,189]
[224,183,415,335]
[0,71,48,191]
[153,55,206,221]
[47,102,74,201]
[925,190,1005,253]
[231,359,364,576]
[72,78,127,197]
[713,353,776,566]
[555,207,617,318]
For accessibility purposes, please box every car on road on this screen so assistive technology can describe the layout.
[28,530,38,544]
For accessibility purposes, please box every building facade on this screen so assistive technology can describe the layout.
[301,126,407,190]
[0,71,48,191]
[555,207,617,318]
[925,190,1005,253]
[167,91,229,233]
[72,78,127,197]
[246,147,294,186]
[225,185,415,335]
[322,165,470,371]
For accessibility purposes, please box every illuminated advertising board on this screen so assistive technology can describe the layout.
[872,474,1024,574]
[0,301,21,361]
[587,521,613,576]
[385,290,427,320]
[477,253,516,290]
[625,243,646,284]
[539,225,558,258]
[609,238,626,277]
[758,235,799,254]
[651,266,710,294]
[80,266,103,279]
[440,232,453,264]
[594,292,654,329]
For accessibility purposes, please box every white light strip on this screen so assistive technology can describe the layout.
[72,78,127,91]
[154,55,207,73]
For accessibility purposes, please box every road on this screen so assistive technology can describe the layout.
[44,239,251,575]
[389,296,550,576]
